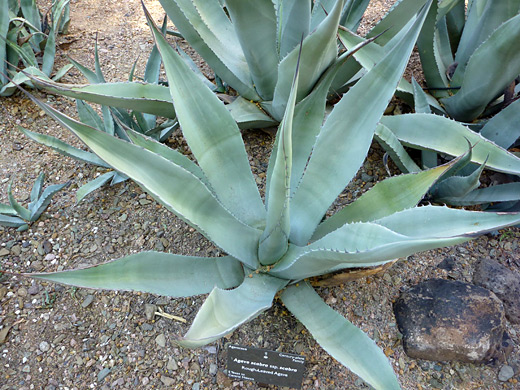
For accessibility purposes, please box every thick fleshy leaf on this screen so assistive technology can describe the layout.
[21,88,262,267]
[431,163,486,201]
[271,0,343,120]
[281,282,400,390]
[479,99,520,149]
[76,100,105,131]
[278,0,311,58]
[145,5,266,229]
[29,172,45,204]
[126,129,210,188]
[0,1,9,85]
[28,252,244,297]
[0,214,27,228]
[452,0,520,83]
[76,171,116,203]
[0,203,17,215]
[19,127,110,168]
[259,62,299,265]
[42,26,56,77]
[412,77,438,168]
[226,97,278,129]
[375,205,520,238]
[374,123,421,173]
[8,182,31,221]
[442,14,520,121]
[289,3,431,246]
[441,182,520,206]
[178,273,287,348]
[27,181,69,221]
[226,0,278,100]
[30,77,177,118]
[157,0,258,100]
[312,164,454,241]
[381,114,520,174]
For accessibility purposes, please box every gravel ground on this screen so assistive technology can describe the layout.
[1,1,520,389]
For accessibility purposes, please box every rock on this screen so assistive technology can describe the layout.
[39,341,50,352]
[437,256,456,272]
[160,375,175,386]
[97,367,111,382]
[155,333,166,348]
[209,363,218,376]
[0,248,10,256]
[11,245,21,256]
[0,286,7,300]
[22,365,31,373]
[81,295,94,308]
[42,240,52,254]
[17,287,28,297]
[28,284,40,295]
[144,304,156,321]
[394,279,507,363]
[167,357,178,371]
[498,365,514,382]
[44,254,56,261]
[473,258,520,324]
[192,384,200,390]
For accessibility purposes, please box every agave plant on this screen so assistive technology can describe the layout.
[0,0,71,96]
[10,2,520,388]
[0,173,68,231]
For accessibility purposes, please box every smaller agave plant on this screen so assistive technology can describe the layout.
[0,0,71,96]
[9,2,520,389]
[0,173,68,231]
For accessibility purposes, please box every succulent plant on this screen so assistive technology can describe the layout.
[0,0,71,96]
[0,173,68,231]
[9,3,520,388]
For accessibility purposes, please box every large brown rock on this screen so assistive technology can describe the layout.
[394,279,509,363]
[473,258,520,324]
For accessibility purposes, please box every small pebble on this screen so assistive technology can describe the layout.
[81,295,94,308]
[39,341,50,352]
[160,375,175,386]
[167,357,178,371]
[498,365,514,382]
[144,304,156,321]
[155,333,166,348]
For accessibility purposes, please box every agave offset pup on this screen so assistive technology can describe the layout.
[12,3,520,389]
[0,0,71,96]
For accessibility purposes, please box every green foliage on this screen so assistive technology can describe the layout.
[13,2,520,388]
[0,0,71,96]
[0,173,68,231]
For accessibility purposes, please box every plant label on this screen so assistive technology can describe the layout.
[226,344,306,389]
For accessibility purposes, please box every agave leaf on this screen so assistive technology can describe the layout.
[0,203,17,215]
[157,0,258,101]
[178,273,287,348]
[29,77,177,118]
[416,0,450,97]
[0,1,9,85]
[375,205,520,238]
[381,114,520,174]
[368,0,431,45]
[29,172,45,204]
[259,60,299,265]
[441,182,520,206]
[226,97,278,129]
[480,99,520,149]
[271,0,343,120]
[19,126,111,168]
[281,282,400,390]
[8,182,31,221]
[29,252,244,297]
[20,0,42,47]
[312,164,454,241]
[76,171,116,203]
[374,123,421,174]
[340,0,372,30]
[289,2,431,246]
[226,0,278,100]
[176,44,220,92]
[42,26,56,77]
[452,0,520,82]
[126,129,210,188]
[28,181,69,221]
[337,26,443,111]
[412,77,438,168]
[431,165,485,201]
[277,0,311,59]
[443,13,520,121]
[75,100,105,131]
[145,4,266,229]
[0,214,27,228]
[68,56,100,84]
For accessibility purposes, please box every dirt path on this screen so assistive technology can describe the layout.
[1,1,519,389]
